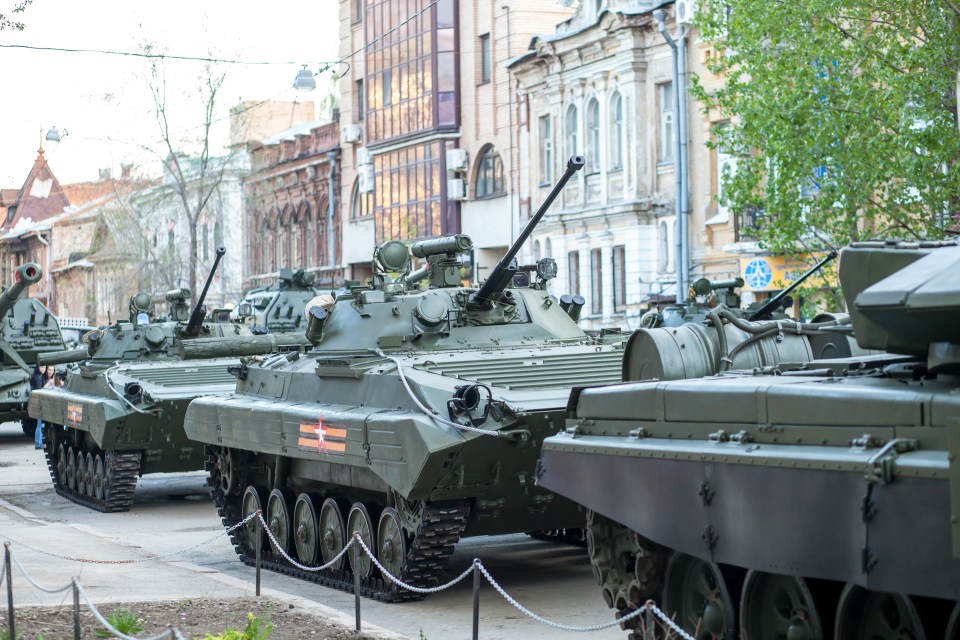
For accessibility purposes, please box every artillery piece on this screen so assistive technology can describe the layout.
[538,239,960,639]
[28,247,309,512]
[0,263,67,437]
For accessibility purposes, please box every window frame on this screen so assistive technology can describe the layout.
[612,245,626,312]
[567,250,580,296]
[479,33,491,84]
[659,82,676,164]
[590,248,602,315]
[538,115,553,186]
[586,97,601,174]
[475,145,505,199]
[564,103,579,161]
[609,91,624,171]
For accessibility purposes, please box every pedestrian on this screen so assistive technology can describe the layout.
[30,365,53,449]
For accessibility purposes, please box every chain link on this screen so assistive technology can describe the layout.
[354,534,476,594]
[76,581,186,640]
[255,513,355,572]
[644,601,696,640]
[1,512,257,565]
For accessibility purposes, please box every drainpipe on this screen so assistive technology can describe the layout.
[678,24,690,294]
[325,150,339,274]
[653,9,685,301]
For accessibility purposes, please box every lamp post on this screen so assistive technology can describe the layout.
[653,8,690,302]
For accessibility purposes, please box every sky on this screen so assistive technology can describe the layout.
[0,0,341,187]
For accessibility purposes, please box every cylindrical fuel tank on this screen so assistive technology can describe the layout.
[622,321,815,382]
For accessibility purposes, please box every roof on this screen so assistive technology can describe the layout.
[0,149,70,233]
[260,118,331,146]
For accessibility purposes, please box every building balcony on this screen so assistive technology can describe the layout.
[735,208,765,242]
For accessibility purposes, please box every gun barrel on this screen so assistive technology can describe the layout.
[411,235,473,258]
[475,156,584,304]
[178,333,310,360]
[0,263,42,317]
[747,250,838,321]
[184,246,227,336]
[38,347,87,366]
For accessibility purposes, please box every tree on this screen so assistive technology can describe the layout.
[0,0,31,31]
[138,44,245,304]
[692,1,960,255]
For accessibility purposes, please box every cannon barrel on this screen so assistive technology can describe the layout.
[37,347,87,366]
[177,332,311,361]
[411,235,473,259]
[183,246,226,337]
[747,250,838,321]
[474,156,584,305]
[0,263,42,318]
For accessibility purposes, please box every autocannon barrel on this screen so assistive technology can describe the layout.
[177,332,311,360]
[183,246,226,337]
[37,346,87,366]
[0,263,42,318]
[410,235,473,258]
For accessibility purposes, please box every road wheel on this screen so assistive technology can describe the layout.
[346,502,376,578]
[377,507,408,581]
[835,584,925,640]
[92,454,105,501]
[266,488,294,556]
[240,486,267,554]
[741,571,822,640]
[66,446,77,490]
[318,498,347,571]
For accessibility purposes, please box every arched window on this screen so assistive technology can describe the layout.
[564,104,579,159]
[533,239,542,262]
[317,197,329,265]
[351,179,373,220]
[291,208,303,268]
[475,145,505,198]
[586,97,601,174]
[302,204,313,266]
[609,91,623,171]
[545,237,552,258]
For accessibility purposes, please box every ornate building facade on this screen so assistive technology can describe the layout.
[243,116,342,290]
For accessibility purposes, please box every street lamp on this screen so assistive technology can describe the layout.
[293,66,317,92]
[44,126,68,143]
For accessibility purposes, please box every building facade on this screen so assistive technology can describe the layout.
[243,116,342,290]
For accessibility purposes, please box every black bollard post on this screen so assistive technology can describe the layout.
[644,600,656,638]
[4,542,14,640]
[472,560,481,640]
[255,510,262,597]
[353,534,361,634]
[72,579,80,640]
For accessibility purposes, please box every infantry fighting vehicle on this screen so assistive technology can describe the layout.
[28,248,308,512]
[233,268,325,334]
[183,157,634,601]
[0,263,67,437]
[538,239,960,639]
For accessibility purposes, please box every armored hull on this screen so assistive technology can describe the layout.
[539,241,960,639]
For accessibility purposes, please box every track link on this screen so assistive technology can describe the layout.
[41,424,141,513]
[205,446,468,602]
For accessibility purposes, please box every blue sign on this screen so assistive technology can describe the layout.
[743,258,773,290]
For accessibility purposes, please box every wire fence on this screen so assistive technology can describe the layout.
[1,512,694,640]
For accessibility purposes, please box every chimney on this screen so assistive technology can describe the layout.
[121,163,133,180]
[98,168,112,180]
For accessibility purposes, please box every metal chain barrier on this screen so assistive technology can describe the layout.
[1,511,257,565]
[8,550,72,594]
[644,600,697,640]
[76,581,186,640]
[353,534,476,594]
[255,512,355,572]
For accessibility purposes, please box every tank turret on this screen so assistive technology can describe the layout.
[0,263,42,318]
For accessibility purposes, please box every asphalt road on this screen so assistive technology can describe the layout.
[0,422,627,640]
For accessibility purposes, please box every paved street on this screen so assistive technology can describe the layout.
[0,422,626,640]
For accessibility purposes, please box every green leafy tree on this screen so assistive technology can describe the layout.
[692,1,960,254]
[0,0,31,31]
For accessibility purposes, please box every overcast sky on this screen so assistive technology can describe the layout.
[1,0,340,187]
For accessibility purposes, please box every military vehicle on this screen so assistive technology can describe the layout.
[538,239,960,639]
[233,268,327,334]
[28,248,308,512]
[0,263,67,437]
[182,157,634,601]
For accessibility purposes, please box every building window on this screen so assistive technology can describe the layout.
[586,98,601,174]
[612,245,625,312]
[475,145,504,198]
[373,141,444,243]
[202,224,209,262]
[545,237,552,258]
[590,248,602,315]
[539,115,552,185]
[357,80,365,121]
[213,221,222,248]
[352,178,373,220]
[533,240,541,262]
[564,104,579,160]
[659,221,669,272]
[567,251,580,296]
[354,0,363,22]
[382,69,392,107]
[479,34,491,84]
[659,82,675,163]
[609,91,623,170]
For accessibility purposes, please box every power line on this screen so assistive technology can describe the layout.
[0,42,337,66]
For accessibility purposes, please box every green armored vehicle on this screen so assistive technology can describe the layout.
[539,239,960,639]
[233,268,326,334]
[28,248,308,512]
[0,263,67,437]
[183,157,633,601]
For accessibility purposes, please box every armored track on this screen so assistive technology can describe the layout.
[41,424,141,513]
[205,447,469,602]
